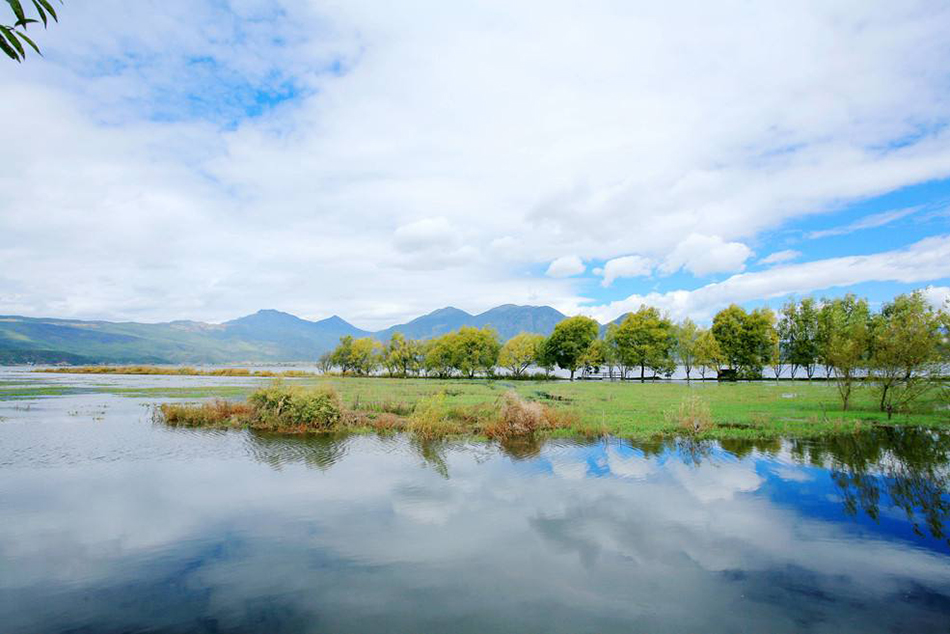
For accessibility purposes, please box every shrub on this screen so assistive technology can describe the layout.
[249,383,343,431]
[483,391,577,438]
[673,394,714,435]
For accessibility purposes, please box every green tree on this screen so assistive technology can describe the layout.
[451,326,501,378]
[823,294,871,411]
[543,315,600,380]
[383,332,422,377]
[694,328,722,380]
[350,337,382,376]
[711,304,775,378]
[498,332,544,377]
[869,291,944,414]
[613,306,676,381]
[674,318,700,381]
[578,338,607,376]
[329,335,356,375]
[778,297,820,379]
[2,0,59,62]
[424,334,456,378]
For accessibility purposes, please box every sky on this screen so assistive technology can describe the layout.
[1,0,950,330]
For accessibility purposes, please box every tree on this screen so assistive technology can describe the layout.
[869,291,944,414]
[694,328,722,380]
[779,297,820,379]
[384,332,422,377]
[604,323,629,379]
[350,337,382,376]
[675,318,700,381]
[2,0,59,62]
[330,335,356,375]
[424,334,456,378]
[578,338,607,377]
[317,351,334,374]
[498,332,544,377]
[711,304,775,378]
[823,294,871,411]
[612,306,676,381]
[543,316,600,380]
[452,326,501,378]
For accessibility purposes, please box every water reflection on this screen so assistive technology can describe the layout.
[1,401,950,633]
[239,429,950,544]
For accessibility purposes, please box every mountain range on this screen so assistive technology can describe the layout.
[0,304,579,364]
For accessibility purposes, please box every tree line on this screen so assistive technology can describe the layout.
[322,290,949,412]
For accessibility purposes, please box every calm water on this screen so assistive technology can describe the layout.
[2,378,950,633]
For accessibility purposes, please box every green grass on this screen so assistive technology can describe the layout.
[140,376,949,440]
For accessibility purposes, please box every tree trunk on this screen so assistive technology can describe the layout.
[640,363,645,383]
[570,369,575,381]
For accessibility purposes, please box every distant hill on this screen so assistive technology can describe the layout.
[0,304,574,364]
[375,304,567,341]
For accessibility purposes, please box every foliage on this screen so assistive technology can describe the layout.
[778,297,820,379]
[423,335,457,378]
[674,318,700,380]
[1,0,58,63]
[249,382,343,431]
[694,328,722,380]
[452,326,501,378]
[498,332,545,376]
[383,332,422,377]
[611,306,676,380]
[822,294,871,411]
[868,291,944,414]
[711,304,775,378]
[542,315,600,380]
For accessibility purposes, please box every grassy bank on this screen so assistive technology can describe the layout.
[158,382,576,440]
[152,376,950,440]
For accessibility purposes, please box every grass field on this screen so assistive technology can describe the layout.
[135,376,949,440]
[6,371,948,439]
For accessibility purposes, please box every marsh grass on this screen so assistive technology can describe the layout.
[671,394,715,436]
[143,376,950,440]
[158,400,254,428]
[155,384,578,441]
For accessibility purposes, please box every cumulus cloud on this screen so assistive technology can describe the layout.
[600,255,653,287]
[581,235,950,323]
[660,234,753,277]
[758,249,801,265]
[546,255,585,278]
[2,1,950,326]
[921,285,950,308]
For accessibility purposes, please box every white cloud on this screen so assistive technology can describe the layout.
[580,235,950,323]
[600,255,653,286]
[2,1,950,326]
[758,249,801,265]
[921,285,950,309]
[546,255,585,278]
[807,206,920,239]
[660,234,752,277]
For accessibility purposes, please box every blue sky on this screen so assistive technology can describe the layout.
[1,1,950,328]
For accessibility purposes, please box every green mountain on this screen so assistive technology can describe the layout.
[0,305,572,364]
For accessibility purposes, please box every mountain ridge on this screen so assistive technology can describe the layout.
[0,304,578,364]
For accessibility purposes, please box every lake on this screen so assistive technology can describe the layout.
[1,370,949,633]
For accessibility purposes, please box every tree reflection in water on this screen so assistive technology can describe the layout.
[792,428,950,543]
[242,427,950,543]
